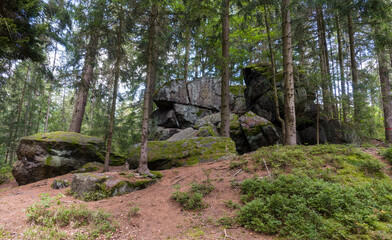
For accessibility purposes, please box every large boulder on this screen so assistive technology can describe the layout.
[12,132,105,185]
[70,172,160,201]
[128,137,237,170]
[238,112,279,151]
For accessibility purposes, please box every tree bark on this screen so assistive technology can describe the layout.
[44,42,57,132]
[348,8,360,122]
[316,6,332,118]
[104,7,123,173]
[264,4,285,141]
[69,9,103,133]
[138,4,158,176]
[335,15,348,122]
[282,0,296,145]
[378,51,392,143]
[220,0,230,138]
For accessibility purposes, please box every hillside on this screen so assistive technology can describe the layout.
[0,144,391,240]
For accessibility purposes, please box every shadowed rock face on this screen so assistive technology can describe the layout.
[12,132,105,185]
[150,64,358,154]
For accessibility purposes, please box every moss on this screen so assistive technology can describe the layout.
[109,152,127,166]
[230,114,241,131]
[22,131,103,145]
[128,137,237,169]
[150,171,163,179]
[229,85,246,96]
[45,156,53,166]
[197,126,218,137]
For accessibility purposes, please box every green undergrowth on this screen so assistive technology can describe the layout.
[0,165,13,184]
[25,193,117,239]
[235,144,392,239]
[172,182,214,210]
[382,147,392,163]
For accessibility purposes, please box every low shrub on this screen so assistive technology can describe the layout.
[25,193,117,239]
[238,175,392,240]
[172,182,214,210]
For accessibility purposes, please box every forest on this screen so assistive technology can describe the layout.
[1,0,392,239]
[1,0,392,165]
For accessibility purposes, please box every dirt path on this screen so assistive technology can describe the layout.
[0,160,274,240]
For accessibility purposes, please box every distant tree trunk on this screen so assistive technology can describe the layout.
[348,8,360,122]
[184,29,191,82]
[104,8,123,173]
[7,68,29,164]
[335,15,347,122]
[44,43,57,133]
[316,6,332,118]
[138,4,158,176]
[69,13,102,133]
[282,0,296,145]
[220,0,230,138]
[264,4,285,141]
[378,51,392,143]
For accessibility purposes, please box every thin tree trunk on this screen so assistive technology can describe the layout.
[8,68,29,164]
[220,0,230,138]
[264,4,285,141]
[336,15,347,122]
[348,8,360,122]
[282,0,296,145]
[44,43,57,132]
[316,6,332,118]
[378,51,392,143]
[138,4,158,176]
[69,10,102,133]
[104,7,123,173]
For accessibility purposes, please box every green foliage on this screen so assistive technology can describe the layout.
[248,144,387,184]
[224,200,241,209]
[239,175,392,239]
[172,182,214,210]
[25,193,117,239]
[216,216,236,228]
[0,164,13,184]
[382,147,392,163]
[236,144,392,239]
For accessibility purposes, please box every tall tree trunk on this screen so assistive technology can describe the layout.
[348,8,360,122]
[104,7,123,173]
[138,4,158,176]
[44,43,57,132]
[316,6,332,118]
[264,4,285,141]
[335,15,348,122]
[7,68,29,164]
[378,51,392,143]
[282,0,296,145]
[69,11,102,133]
[220,0,230,138]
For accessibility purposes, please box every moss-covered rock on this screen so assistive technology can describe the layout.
[127,137,237,170]
[70,172,158,201]
[73,162,103,173]
[238,112,279,151]
[108,152,127,166]
[51,179,71,189]
[12,131,105,185]
[197,126,219,137]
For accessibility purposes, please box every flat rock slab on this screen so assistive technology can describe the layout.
[128,137,237,170]
[70,172,160,201]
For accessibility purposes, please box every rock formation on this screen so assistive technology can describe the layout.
[12,131,105,185]
[150,64,358,153]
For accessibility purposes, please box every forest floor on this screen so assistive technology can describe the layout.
[0,157,274,240]
[0,141,389,240]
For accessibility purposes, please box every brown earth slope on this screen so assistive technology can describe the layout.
[0,159,274,240]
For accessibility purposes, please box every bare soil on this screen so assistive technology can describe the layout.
[0,159,275,240]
